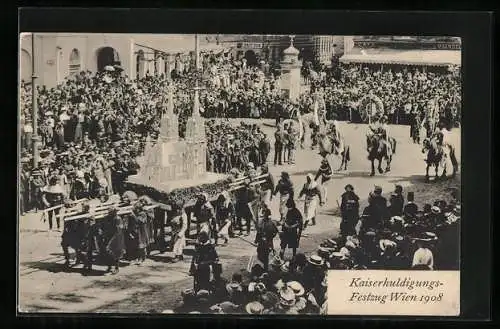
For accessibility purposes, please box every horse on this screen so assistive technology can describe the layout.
[366,134,397,176]
[421,138,459,182]
[317,132,350,171]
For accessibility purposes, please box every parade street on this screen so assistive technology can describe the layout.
[18,120,460,313]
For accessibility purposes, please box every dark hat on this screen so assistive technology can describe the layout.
[198,231,210,244]
[395,185,403,192]
[345,184,354,191]
[374,186,382,194]
[196,289,211,304]
[407,191,415,201]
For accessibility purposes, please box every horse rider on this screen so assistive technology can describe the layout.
[432,121,451,150]
[367,115,392,155]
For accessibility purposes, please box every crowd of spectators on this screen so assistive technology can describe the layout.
[164,186,460,314]
[206,120,270,173]
[19,50,461,215]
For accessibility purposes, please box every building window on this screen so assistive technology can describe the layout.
[136,50,145,79]
[69,48,81,75]
[20,49,32,84]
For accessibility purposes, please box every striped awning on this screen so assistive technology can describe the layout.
[340,49,461,66]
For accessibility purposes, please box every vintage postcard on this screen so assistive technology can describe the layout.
[18,33,461,315]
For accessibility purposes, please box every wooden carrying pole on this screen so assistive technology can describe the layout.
[63,204,161,222]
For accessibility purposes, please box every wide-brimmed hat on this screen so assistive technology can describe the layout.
[431,206,441,214]
[245,301,264,314]
[392,216,404,223]
[307,254,325,266]
[318,246,334,258]
[196,289,210,304]
[286,281,305,297]
[364,230,377,237]
[122,190,138,202]
[279,288,296,307]
[226,282,243,295]
[280,171,290,179]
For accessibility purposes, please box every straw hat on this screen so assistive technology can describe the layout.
[286,281,305,297]
[225,282,243,295]
[431,206,441,214]
[279,288,296,307]
[307,254,325,266]
[245,301,264,314]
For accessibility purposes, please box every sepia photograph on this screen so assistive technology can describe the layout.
[18,32,461,315]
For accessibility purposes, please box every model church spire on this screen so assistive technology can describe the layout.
[160,85,179,142]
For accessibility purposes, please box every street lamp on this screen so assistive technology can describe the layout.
[31,33,40,168]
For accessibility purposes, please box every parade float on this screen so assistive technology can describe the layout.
[124,86,231,210]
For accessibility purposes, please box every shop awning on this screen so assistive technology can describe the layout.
[340,48,461,66]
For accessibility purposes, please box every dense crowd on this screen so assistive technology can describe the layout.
[19,52,461,216]
[206,120,271,173]
[164,184,460,314]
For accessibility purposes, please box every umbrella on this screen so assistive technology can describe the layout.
[104,65,115,72]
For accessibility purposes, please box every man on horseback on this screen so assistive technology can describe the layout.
[367,115,392,157]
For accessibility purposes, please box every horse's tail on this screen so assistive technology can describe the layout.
[392,138,397,154]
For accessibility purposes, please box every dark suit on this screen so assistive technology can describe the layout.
[259,138,271,166]
[274,130,284,165]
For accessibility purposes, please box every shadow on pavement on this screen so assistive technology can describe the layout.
[46,292,96,304]
[20,304,60,312]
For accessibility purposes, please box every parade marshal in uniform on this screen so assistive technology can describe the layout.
[279,199,303,259]
[254,205,278,272]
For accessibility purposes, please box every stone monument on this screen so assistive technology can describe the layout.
[280,35,302,101]
[128,85,221,193]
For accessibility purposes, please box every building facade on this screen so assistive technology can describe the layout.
[341,36,461,68]
[218,35,344,67]
[19,33,225,88]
